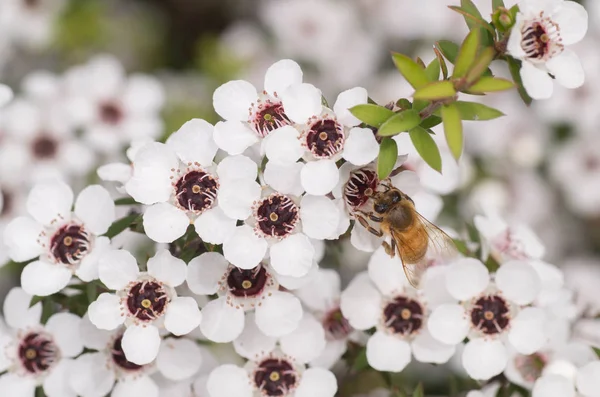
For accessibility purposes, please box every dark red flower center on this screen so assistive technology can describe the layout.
[323,307,353,341]
[100,102,124,125]
[521,18,562,61]
[254,358,298,396]
[251,101,291,138]
[174,170,218,213]
[470,295,510,334]
[111,334,144,372]
[344,169,378,210]
[305,119,344,158]
[255,194,299,238]
[514,353,547,382]
[31,136,58,159]
[227,265,270,298]
[382,296,424,335]
[18,332,59,375]
[126,281,169,322]
[50,224,90,266]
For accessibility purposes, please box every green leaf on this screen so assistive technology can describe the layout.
[436,40,460,64]
[114,197,138,206]
[349,104,395,128]
[466,47,496,83]
[29,295,44,308]
[41,298,54,324]
[413,383,425,397]
[378,109,421,136]
[449,5,495,35]
[377,138,398,179]
[352,348,369,372]
[455,101,504,120]
[391,53,430,89]
[103,213,141,239]
[441,103,463,160]
[492,0,505,9]
[469,76,515,93]
[409,126,442,172]
[420,115,442,129]
[433,47,449,79]
[507,57,533,105]
[425,58,440,81]
[413,81,456,100]
[412,100,429,112]
[453,29,480,78]
[593,347,600,359]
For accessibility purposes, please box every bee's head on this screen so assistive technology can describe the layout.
[373,189,403,214]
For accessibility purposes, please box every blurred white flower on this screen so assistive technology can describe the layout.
[507,0,588,99]
[0,84,12,107]
[88,249,202,365]
[4,181,115,296]
[0,0,66,48]
[0,287,83,397]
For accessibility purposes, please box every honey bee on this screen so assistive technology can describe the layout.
[355,181,458,288]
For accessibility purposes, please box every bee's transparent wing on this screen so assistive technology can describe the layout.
[393,213,458,288]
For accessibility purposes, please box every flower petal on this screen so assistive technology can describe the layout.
[508,307,547,355]
[0,84,13,108]
[164,296,202,336]
[366,331,412,372]
[122,324,161,365]
[45,313,83,357]
[147,249,187,287]
[576,361,600,397]
[217,180,261,220]
[21,261,72,297]
[187,252,228,295]
[264,59,303,96]
[263,161,304,196]
[233,312,276,360]
[546,49,584,89]
[70,353,115,397]
[281,83,322,124]
[264,126,304,165]
[74,185,115,235]
[445,258,489,301]
[194,207,237,245]
[76,236,111,282]
[342,127,379,166]
[216,154,257,182]
[333,87,368,127]
[0,373,36,397]
[27,181,73,226]
[340,272,381,330]
[88,293,124,330]
[520,62,553,100]
[213,121,259,155]
[3,217,44,262]
[368,246,409,295]
[300,160,340,196]
[553,1,588,45]
[299,195,340,240]
[79,313,112,350]
[98,249,139,290]
[270,234,315,277]
[157,337,203,381]
[295,368,337,397]
[112,376,159,397]
[199,297,245,343]
[533,375,575,397]
[280,313,326,364]
[411,329,456,364]
[42,359,77,397]
[213,80,257,121]
[223,225,267,269]
[427,304,469,345]
[143,203,190,244]
[4,287,41,329]
[255,291,302,337]
[207,365,253,397]
[166,118,217,166]
[496,260,541,305]
[350,223,383,252]
[295,268,341,312]
[462,339,508,380]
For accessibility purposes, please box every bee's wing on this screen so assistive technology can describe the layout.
[392,213,458,288]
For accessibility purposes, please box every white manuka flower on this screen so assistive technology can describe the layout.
[0,83,12,107]
[532,360,600,397]
[0,287,83,397]
[212,59,305,155]
[265,85,375,196]
[88,249,202,365]
[70,315,206,397]
[125,119,260,244]
[222,191,346,276]
[187,252,309,340]
[340,249,457,372]
[4,181,115,296]
[207,350,337,397]
[427,258,546,380]
[507,0,588,99]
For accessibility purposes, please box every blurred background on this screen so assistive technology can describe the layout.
[0,0,599,392]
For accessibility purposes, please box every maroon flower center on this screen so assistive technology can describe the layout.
[31,135,58,159]
[23,0,40,8]
[99,102,124,125]
[1,189,13,217]
[382,296,424,335]
[50,224,90,266]
[255,194,299,238]
[514,353,547,382]
[18,332,59,375]
[251,101,291,138]
[305,118,344,158]
[174,170,218,213]
[470,295,510,335]
[254,358,298,396]
[323,308,353,341]
[112,334,144,372]
[126,281,169,322]
[344,169,378,210]
[521,18,562,61]
[227,265,270,298]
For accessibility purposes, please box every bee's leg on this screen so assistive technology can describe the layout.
[383,240,396,257]
[356,215,383,237]
[357,210,383,223]
[381,178,393,191]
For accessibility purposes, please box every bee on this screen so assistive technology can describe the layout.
[355,181,458,288]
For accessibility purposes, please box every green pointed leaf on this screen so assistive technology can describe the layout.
[103,213,142,239]
[29,295,44,308]
[455,101,504,120]
[377,138,398,179]
[433,47,449,79]
[466,47,496,83]
[449,5,495,35]
[413,81,456,101]
[420,115,442,128]
[507,57,533,105]
[392,53,429,89]
[114,197,138,206]
[413,383,425,397]
[441,103,463,160]
[453,29,480,78]
[412,100,429,112]
[425,58,440,81]
[352,348,369,372]
[409,126,442,172]
[378,109,421,137]
[469,76,515,93]
[349,104,395,128]
[593,347,600,359]
[436,40,460,64]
